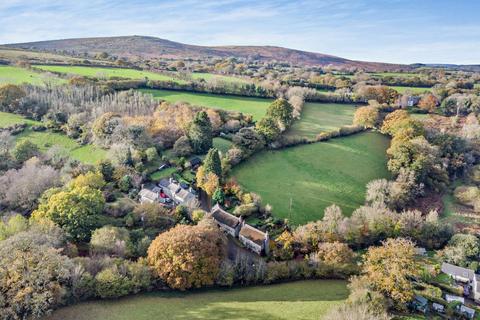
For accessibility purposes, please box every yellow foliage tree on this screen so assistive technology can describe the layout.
[353,106,380,128]
[361,238,418,307]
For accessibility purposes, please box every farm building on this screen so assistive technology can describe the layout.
[209,204,269,255]
[441,262,480,303]
[158,178,200,208]
[445,294,465,304]
[210,204,242,237]
[239,223,269,255]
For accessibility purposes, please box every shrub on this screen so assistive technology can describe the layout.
[90,226,132,257]
[95,265,132,299]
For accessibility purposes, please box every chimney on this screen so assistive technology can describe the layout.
[169,177,172,183]
[189,187,193,193]
[141,184,144,189]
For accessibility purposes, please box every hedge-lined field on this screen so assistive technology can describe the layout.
[34,65,184,83]
[286,103,356,139]
[141,89,272,120]
[0,111,106,164]
[0,65,63,85]
[45,280,348,320]
[389,86,432,94]
[232,132,390,225]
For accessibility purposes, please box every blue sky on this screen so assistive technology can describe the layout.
[0,0,478,64]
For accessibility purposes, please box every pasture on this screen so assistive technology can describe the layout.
[232,132,390,225]
[15,129,107,164]
[286,103,356,139]
[0,65,63,85]
[0,111,41,127]
[141,89,272,120]
[372,72,422,78]
[0,111,106,164]
[191,72,250,84]
[34,65,185,83]
[389,86,432,94]
[45,280,348,320]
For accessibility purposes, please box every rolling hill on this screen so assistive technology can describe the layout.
[5,35,410,71]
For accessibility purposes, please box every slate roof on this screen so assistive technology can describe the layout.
[210,204,240,229]
[441,262,475,281]
[239,224,267,246]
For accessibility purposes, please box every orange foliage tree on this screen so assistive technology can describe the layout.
[147,220,226,290]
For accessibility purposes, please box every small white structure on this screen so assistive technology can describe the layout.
[445,294,465,304]
[432,303,444,313]
[459,305,475,319]
[441,262,480,303]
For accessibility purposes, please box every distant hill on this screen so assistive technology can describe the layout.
[5,35,411,71]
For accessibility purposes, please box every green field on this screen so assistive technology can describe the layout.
[232,132,390,225]
[141,89,272,120]
[389,86,432,94]
[45,280,348,320]
[0,111,41,127]
[0,111,106,164]
[15,129,107,164]
[34,65,185,83]
[287,103,356,139]
[372,72,422,78]
[191,72,249,84]
[0,65,63,85]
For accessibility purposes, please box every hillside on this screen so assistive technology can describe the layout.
[5,35,410,71]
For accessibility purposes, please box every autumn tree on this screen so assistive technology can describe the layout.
[353,106,380,128]
[188,111,213,154]
[0,228,73,319]
[90,225,132,257]
[361,238,418,308]
[0,84,26,112]
[418,94,438,113]
[32,186,105,242]
[196,166,219,196]
[147,220,226,290]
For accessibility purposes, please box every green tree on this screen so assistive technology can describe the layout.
[90,225,132,257]
[32,186,105,242]
[266,98,294,129]
[188,111,213,154]
[255,117,280,142]
[203,148,222,179]
[212,187,225,205]
[97,159,115,182]
[12,140,39,163]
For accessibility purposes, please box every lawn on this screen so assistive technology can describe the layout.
[45,280,348,320]
[389,86,432,94]
[141,89,272,121]
[0,111,41,127]
[231,132,390,225]
[34,65,185,83]
[213,137,233,155]
[15,129,107,164]
[0,65,63,85]
[286,103,356,139]
[150,167,177,181]
[372,72,422,78]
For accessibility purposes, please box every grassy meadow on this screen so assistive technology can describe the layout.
[213,137,233,155]
[0,111,106,164]
[232,132,390,225]
[191,72,249,84]
[34,65,185,83]
[389,86,432,94]
[287,103,356,139]
[0,65,63,85]
[45,280,348,320]
[141,89,272,120]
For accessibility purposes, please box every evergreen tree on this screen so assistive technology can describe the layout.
[203,148,222,179]
[188,111,213,154]
[255,117,280,142]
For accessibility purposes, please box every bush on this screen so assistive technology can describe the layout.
[90,226,132,257]
[95,265,132,299]
[233,203,258,217]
